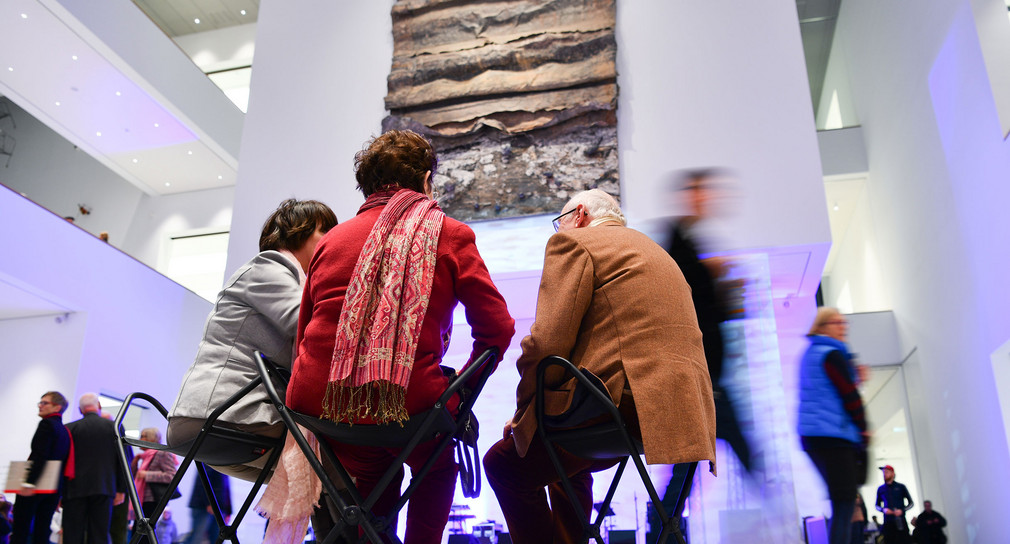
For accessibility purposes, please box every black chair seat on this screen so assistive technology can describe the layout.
[290,406,456,449]
[547,423,644,460]
[125,427,278,467]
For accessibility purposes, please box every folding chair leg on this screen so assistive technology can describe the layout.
[590,458,628,542]
[647,462,697,544]
[313,437,391,544]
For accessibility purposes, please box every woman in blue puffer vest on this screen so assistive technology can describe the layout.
[798,307,869,544]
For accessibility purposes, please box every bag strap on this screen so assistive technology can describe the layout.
[441,365,482,498]
[455,428,481,499]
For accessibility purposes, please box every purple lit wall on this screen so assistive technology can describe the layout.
[0,186,212,533]
[830,0,1010,540]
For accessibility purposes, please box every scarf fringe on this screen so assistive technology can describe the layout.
[322,380,409,426]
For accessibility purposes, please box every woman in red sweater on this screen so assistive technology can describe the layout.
[287,130,514,544]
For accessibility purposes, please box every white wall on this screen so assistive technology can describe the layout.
[822,184,890,313]
[174,23,257,73]
[815,22,860,130]
[122,186,235,270]
[834,0,1010,540]
[226,0,393,274]
[0,98,145,246]
[0,313,87,487]
[615,1,831,256]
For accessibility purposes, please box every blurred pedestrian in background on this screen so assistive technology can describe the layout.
[665,168,752,471]
[799,308,870,544]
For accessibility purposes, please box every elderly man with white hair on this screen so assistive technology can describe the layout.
[483,189,717,544]
[63,393,126,544]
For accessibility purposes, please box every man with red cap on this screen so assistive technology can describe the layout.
[875,465,914,544]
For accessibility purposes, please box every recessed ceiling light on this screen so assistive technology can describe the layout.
[20,13,27,19]
[194,18,200,24]
[71,55,78,61]
[132,158,139,163]
[96,131,102,136]
[187,150,193,155]
[7,67,12,72]
[164,182,171,187]
[115,91,121,96]
[217,175,223,180]
[240,9,247,15]
[833,203,840,211]
[153,123,160,128]
[54,101,61,106]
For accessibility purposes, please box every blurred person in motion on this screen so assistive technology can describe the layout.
[875,465,913,544]
[799,308,870,544]
[665,168,752,472]
[184,469,230,544]
[12,392,71,544]
[153,509,175,544]
[287,130,514,544]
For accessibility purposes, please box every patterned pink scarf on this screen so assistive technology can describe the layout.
[323,189,444,424]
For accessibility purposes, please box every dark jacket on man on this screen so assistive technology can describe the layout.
[25,415,71,488]
[62,412,127,544]
[12,414,70,544]
[64,413,126,499]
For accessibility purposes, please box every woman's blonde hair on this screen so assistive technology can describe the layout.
[807,307,842,336]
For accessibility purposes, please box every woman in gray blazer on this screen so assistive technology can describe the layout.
[167,199,337,481]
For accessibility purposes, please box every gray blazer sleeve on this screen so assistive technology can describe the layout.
[237,252,302,334]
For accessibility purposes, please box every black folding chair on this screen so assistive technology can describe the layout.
[255,347,498,544]
[114,365,289,544]
[535,355,698,544]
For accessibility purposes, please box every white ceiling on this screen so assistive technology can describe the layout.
[133,0,259,38]
[0,0,238,196]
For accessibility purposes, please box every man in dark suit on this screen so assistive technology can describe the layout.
[62,394,126,544]
[12,391,71,544]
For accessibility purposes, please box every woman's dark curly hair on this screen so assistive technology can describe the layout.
[259,199,338,252]
[354,130,437,197]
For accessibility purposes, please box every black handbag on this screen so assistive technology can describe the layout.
[147,481,181,502]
